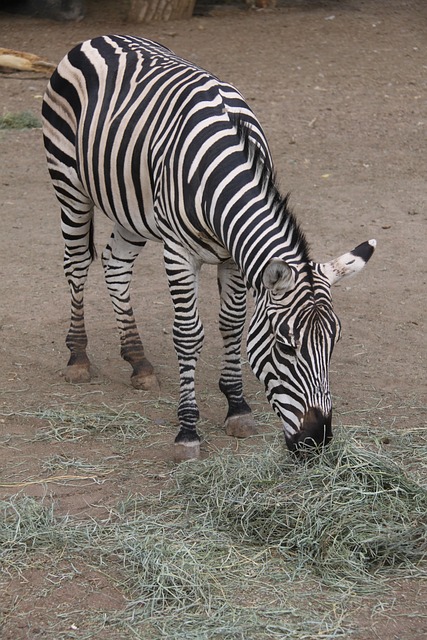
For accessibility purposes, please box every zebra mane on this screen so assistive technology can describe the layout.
[232,115,311,265]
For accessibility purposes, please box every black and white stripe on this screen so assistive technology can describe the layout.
[42,35,375,458]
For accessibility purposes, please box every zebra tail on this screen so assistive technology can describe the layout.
[89,217,97,261]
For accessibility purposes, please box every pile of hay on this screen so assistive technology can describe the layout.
[174,433,427,589]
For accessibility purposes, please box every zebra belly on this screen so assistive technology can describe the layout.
[86,188,163,244]
[80,165,231,262]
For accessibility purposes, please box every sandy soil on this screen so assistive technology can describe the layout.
[0,1,426,638]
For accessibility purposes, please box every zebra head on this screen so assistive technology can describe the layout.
[247,239,376,455]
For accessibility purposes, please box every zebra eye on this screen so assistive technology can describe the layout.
[276,341,297,357]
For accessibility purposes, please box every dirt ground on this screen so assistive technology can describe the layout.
[0,0,426,638]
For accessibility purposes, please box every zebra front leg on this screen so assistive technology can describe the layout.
[217,260,257,438]
[164,244,204,461]
[103,226,158,390]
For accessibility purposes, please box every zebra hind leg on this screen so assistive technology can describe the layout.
[217,261,257,438]
[63,206,96,384]
[102,226,158,390]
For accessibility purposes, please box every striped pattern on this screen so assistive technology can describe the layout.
[42,35,375,457]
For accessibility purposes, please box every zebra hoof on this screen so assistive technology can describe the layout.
[64,364,91,384]
[225,413,258,438]
[174,441,201,462]
[131,373,159,391]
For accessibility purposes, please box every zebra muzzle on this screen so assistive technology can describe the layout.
[285,407,333,456]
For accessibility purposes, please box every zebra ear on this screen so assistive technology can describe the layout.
[317,239,376,285]
[262,259,296,293]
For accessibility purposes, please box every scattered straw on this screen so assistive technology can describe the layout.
[0,494,349,638]
[0,472,112,489]
[3,404,151,442]
[41,454,114,475]
[0,496,89,575]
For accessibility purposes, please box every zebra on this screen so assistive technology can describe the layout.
[42,35,375,460]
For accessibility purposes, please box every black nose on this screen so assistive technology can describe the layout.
[285,408,332,456]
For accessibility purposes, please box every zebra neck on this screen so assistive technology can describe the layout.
[214,203,309,291]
